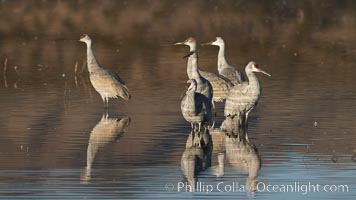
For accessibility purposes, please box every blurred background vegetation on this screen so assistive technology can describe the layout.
[0,0,355,76]
[0,0,356,40]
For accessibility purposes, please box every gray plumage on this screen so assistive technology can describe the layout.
[181,79,212,131]
[175,37,233,102]
[79,34,131,106]
[199,70,233,102]
[220,67,245,85]
[203,37,245,85]
[184,51,213,102]
[224,61,271,127]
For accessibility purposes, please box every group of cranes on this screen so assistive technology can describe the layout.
[78,34,270,138]
[0,31,270,192]
[177,37,271,136]
[78,34,265,189]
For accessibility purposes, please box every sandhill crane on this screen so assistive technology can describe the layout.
[224,61,270,129]
[175,37,233,103]
[202,37,245,85]
[183,51,213,102]
[181,79,212,132]
[79,34,131,108]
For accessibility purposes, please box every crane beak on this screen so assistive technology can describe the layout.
[183,51,194,59]
[174,41,184,45]
[257,69,271,77]
[201,41,213,46]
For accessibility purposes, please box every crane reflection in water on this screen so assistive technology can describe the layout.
[180,128,212,192]
[179,116,261,195]
[81,114,131,184]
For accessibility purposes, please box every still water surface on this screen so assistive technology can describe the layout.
[0,1,356,199]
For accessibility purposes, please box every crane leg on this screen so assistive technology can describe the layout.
[212,101,216,115]
[245,112,250,130]
[101,96,106,108]
[198,128,202,148]
[212,101,216,128]
[104,98,109,115]
[245,128,250,142]
[190,131,194,147]
[237,113,243,129]
[211,118,216,129]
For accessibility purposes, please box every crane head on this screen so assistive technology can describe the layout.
[174,37,196,51]
[248,61,271,77]
[202,37,224,46]
[79,34,91,43]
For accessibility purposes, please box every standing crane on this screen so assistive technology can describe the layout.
[202,37,245,85]
[175,37,233,103]
[224,61,271,129]
[79,34,131,109]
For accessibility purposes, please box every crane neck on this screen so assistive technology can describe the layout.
[187,57,193,79]
[190,55,201,80]
[189,43,196,52]
[186,45,197,79]
[217,44,229,73]
[186,88,196,97]
[86,42,101,73]
[245,69,261,93]
[186,90,196,110]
